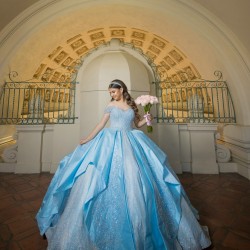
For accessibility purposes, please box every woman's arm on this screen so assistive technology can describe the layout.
[80,113,110,144]
[134,117,147,128]
[134,114,153,128]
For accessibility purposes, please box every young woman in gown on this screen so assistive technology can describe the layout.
[36,79,211,250]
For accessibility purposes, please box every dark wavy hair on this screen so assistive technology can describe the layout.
[109,79,140,121]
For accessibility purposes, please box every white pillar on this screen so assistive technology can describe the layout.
[188,124,219,174]
[50,124,80,173]
[152,123,182,174]
[41,124,54,172]
[179,124,192,172]
[16,125,44,173]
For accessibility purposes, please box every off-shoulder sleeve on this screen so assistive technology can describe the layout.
[104,106,113,114]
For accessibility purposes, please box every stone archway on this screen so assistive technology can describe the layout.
[75,39,154,137]
[0,0,249,124]
[1,0,250,178]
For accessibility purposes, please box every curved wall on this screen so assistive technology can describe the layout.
[1,0,250,177]
[0,0,249,124]
[78,50,151,137]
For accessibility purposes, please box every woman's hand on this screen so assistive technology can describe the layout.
[79,113,110,145]
[143,112,154,123]
[135,113,154,128]
[79,138,88,145]
[147,113,154,121]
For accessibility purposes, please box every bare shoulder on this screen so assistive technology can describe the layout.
[107,101,115,107]
[103,102,114,114]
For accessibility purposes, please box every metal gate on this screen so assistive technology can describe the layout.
[154,72,236,123]
[0,81,76,125]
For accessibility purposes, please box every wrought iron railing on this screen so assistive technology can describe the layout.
[0,81,76,125]
[154,75,236,123]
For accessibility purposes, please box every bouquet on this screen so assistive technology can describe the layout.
[135,95,158,133]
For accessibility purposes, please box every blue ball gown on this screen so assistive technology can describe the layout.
[36,106,211,250]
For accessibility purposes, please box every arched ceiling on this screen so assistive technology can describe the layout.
[1,0,225,89]
[34,26,200,83]
[1,0,250,54]
[1,0,250,124]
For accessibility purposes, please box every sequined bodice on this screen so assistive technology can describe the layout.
[105,106,135,130]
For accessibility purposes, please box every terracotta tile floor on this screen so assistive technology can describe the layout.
[0,172,249,250]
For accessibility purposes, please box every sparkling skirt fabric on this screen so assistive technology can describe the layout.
[36,107,211,250]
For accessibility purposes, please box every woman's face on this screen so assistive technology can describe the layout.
[109,88,123,101]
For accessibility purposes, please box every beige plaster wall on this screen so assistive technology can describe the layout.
[1,0,249,54]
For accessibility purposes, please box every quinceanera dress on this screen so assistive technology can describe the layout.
[36,106,211,250]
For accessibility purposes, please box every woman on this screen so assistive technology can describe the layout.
[36,79,211,250]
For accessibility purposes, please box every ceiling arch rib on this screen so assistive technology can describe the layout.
[33,26,201,83]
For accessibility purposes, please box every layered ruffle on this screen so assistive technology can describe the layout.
[36,128,211,250]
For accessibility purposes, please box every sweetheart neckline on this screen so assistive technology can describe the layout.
[110,106,133,112]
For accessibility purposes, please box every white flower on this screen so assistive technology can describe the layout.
[135,95,158,106]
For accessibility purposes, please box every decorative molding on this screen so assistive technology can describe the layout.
[215,143,231,163]
[1,144,17,163]
[0,136,14,145]
[217,133,250,179]
[220,135,250,149]
[0,0,60,48]
[187,124,218,131]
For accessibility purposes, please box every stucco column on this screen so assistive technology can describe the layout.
[50,123,80,173]
[16,125,45,173]
[188,124,219,174]
[152,123,182,174]
[41,124,54,172]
